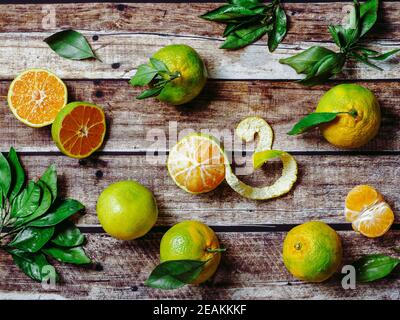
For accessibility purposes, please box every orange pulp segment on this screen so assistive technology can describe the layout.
[8,68,67,127]
[345,185,394,238]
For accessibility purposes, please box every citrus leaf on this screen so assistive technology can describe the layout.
[288,112,341,135]
[42,246,91,265]
[145,260,206,290]
[0,152,12,199]
[299,53,346,86]
[39,164,57,203]
[200,4,264,22]
[352,254,400,282]
[9,226,55,253]
[51,220,85,247]
[136,86,163,100]
[220,23,270,50]
[267,4,287,52]
[28,199,84,227]
[11,181,41,218]
[10,249,55,282]
[368,48,400,61]
[150,58,170,73]
[7,147,25,202]
[44,29,97,60]
[279,46,335,75]
[359,0,378,37]
[129,64,158,87]
[16,181,53,226]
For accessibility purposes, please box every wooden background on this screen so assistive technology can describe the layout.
[0,1,399,300]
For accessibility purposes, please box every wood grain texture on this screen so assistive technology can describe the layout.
[0,2,399,43]
[9,154,400,226]
[0,231,398,300]
[0,32,398,80]
[1,80,399,152]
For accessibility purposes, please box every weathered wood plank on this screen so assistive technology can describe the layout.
[0,2,399,43]
[0,231,398,299]
[8,154,400,226]
[1,80,399,152]
[0,32,398,80]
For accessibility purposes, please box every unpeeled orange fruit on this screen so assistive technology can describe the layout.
[160,220,222,284]
[167,133,225,194]
[345,185,394,238]
[51,102,106,159]
[282,221,342,282]
[7,68,67,127]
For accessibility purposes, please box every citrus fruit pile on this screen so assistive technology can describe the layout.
[345,185,394,238]
[7,68,106,159]
[168,116,298,200]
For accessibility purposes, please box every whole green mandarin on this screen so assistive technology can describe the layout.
[96,180,158,240]
[151,44,207,105]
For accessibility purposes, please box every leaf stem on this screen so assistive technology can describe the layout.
[207,247,227,253]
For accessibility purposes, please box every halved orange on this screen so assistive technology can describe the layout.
[8,68,67,127]
[345,185,394,238]
[167,133,225,194]
[51,102,106,159]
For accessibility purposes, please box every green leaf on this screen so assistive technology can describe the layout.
[44,29,97,60]
[7,147,25,202]
[267,4,287,52]
[42,246,91,265]
[200,4,264,23]
[129,64,158,87]
[16,181,53,226]
[51,220,85,247]
[288,112,341,135]
[220,23,270,50]
[39,164,57,203]
[279,46,335,74]
[136,86,163,100]
[368,48,400,61]
[10,249,55,282]
[150,58,170,73]
[9,226,55,253]
[352,254,400,282]
[350,52,383,71]
[0,152,12,198]
[11,181,41,218]
[299,53,346,86]
[28,199,84,227]
[359,0,378,37]
[145,260,207,290]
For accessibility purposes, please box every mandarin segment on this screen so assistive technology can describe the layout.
[52,102,106,159]
[344,185,394,238]
[345,185,383,222]
[7,69,67,127]
[167,134,225,194]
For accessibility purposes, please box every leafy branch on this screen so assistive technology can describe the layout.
[0,148,91,282]
[280,0,400,86]
[129,58,181,100]
[200,0,287,52]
